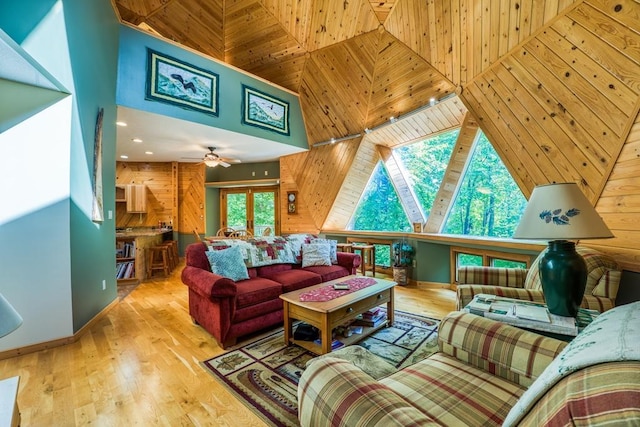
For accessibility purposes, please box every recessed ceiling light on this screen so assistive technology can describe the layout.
[120,155,128,159]
[145,151,153,155]
[132,138,143,143]
[116,121,127,127]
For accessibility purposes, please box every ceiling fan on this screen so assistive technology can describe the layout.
[186,147,241,168]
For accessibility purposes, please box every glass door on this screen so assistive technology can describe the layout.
[221,186,279,236]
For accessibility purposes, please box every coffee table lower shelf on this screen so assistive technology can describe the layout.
[289,321,389,354]
[280,275,397,355]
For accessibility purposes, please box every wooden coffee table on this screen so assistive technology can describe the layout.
[280,275,396,355]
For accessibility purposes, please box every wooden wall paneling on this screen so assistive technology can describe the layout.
[279,153,318,234]
[500,55,611,192]
[368,0,396,24]
[525,30,629,142]
[303,0,379,51]
[458,83,536,196]
[366,31,455,129]
[378,145,425,224]
[299,31,379,144]
[383,0,431,63]
[450,0,462,85]
[177,163,205,235]
[171,162,178,227]
[594,110,640,270]
[457,0,471,85]
[261,0,314,46]
[559,3,640,94]
[424,112,478,233]
[145,1,225,60]
[484,64,594,187]
[116,162,175,228]
[224,1,306,90]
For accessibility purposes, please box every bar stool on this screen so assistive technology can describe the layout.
[336,243,353,253]
[161,240,179,271]
[147,245,170,278]
[352,244,375,277]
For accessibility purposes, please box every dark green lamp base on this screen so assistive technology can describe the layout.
[538,240,587,317]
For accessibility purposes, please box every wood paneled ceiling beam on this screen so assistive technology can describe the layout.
[377,145,425,226]
[424,113,479,233]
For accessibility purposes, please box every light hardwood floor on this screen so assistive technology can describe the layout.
[0,261,455,426]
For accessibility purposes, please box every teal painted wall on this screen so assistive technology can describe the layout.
[66,0,120,331]
[116,26,308,150]
[0,0,120,352]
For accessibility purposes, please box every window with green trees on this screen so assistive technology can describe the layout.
[349,128,525,239]
[395,129,458,216]
[443,131,526,237]
[348,162,411,232]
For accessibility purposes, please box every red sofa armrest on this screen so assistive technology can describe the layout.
[181,266,237,299]
[336,252,361,275]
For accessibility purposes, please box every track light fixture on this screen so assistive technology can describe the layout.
[311,92,456,149]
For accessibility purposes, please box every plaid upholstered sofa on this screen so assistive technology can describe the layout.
[298,302,640,426]
[456,245,621,313]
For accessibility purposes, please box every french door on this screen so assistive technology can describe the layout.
[220,186,279,236]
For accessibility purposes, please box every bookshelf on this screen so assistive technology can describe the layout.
[115,237,138,284]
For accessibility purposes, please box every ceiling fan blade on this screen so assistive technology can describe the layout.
[218,160,231,168]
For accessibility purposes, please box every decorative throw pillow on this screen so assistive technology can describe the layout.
[312,238,338,264]
[206,245,249,281]
[301,243,332,268]
[591,269,621,298]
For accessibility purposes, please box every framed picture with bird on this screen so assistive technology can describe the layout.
[146,48,219,116]
[241,85,290,135]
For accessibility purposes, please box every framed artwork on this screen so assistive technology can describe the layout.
[241,85,290,135]
[91,108,104,223]
[146,48,219,116]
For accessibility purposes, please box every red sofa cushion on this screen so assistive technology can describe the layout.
[235,277,283,309]
[302,265,350,282]
[256,263,293,276]
[263,269,323,293]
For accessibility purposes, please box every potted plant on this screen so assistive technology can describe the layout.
[392,240,414,286]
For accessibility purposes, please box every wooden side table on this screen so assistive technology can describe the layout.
[352,245,376,277]
[336,243,353,253]
[0,376,20,427]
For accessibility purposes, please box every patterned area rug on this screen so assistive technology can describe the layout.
[201,309,440,427]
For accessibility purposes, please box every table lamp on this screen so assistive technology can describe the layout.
[513,183,613,317]
[0,293,23,338]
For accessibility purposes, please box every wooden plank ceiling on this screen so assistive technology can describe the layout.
[114,0,640,268]
[112,0,587,180]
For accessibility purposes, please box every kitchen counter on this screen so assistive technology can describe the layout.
[115,227,172,238]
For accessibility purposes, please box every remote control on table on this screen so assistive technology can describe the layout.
[333,283,350,290]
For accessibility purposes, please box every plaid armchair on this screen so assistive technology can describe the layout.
[456,246,621,313]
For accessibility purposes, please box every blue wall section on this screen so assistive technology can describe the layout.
[0,0,120,352]
[117,26,308,150]
[65,0,120,331]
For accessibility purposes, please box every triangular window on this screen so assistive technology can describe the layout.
[443,131,526,237]
[348,161,411,231]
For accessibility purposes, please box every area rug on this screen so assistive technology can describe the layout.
[201,309,439,427]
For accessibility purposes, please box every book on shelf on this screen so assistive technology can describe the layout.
[353,313,386,328]
[361,307,381,319]
[313,338,344,350]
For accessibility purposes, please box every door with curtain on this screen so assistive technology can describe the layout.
[220,186,279,236]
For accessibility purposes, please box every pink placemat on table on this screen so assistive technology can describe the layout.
[299,277,378,302]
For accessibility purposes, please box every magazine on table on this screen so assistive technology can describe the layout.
[466,294,578,336]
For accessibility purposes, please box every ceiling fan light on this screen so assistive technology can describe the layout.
[204,159,219,167]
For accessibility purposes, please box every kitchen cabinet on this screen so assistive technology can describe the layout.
[125,184,147,213]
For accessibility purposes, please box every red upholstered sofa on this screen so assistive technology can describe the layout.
[181,241,361,348]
